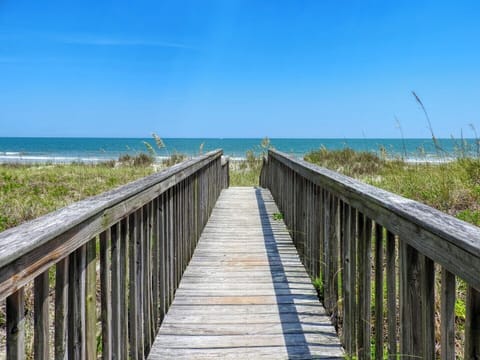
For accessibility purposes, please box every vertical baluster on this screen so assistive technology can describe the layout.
[441,268,455,360]
[465,286,480,358]
[386,231,397,357]
[143,204,151,355]
[329,195,339,329]
[319,189,325,298]
[152,198,159,331]
[111,223,121,359]
[7,288,25,360]
[128,213,138,360]
[173,185,179,292]
[323,191,331,313]
[100,229,112,359]
[312,185,320,279]
[55,258,69,360]
[85,238,97,360]
[169,188,175,306]
[338,200,345,331]
[68,245,86,360]
[120,218,129,358]
[374,223,384,360]
[136,208,145,359]
[357,214,372,359]
[422,255,435,359]
[34,270,49,360]
[399,242,423,357]
[343,203,355,354]
[158,194,166,322]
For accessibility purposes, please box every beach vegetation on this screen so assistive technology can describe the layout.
[272,212,283,221]
[162,152,187,167]
[0,163,154,232]
[118,152,155,167]
[229,136,271,186]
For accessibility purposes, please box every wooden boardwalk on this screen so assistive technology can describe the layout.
[149,187,343,359]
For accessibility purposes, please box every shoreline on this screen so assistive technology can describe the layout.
[0,153,464,166]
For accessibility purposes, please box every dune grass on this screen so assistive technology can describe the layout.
[0,163,154,232]
[305,147,480,225]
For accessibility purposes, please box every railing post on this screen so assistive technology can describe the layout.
[6,288,25,360]
[34,270,50,360]
[465,286,480,358]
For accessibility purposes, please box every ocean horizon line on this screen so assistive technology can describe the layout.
[1,137,478,165]
[0,136,478,140]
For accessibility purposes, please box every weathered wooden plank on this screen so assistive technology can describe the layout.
[153,333,341,349]
[386,231,397,357]
[119,218,129,359]
[342,203,352,354]
[163,308,329,321]
[85,238,97,360]
[358,214,372,359]
[374,223,384,360]
[128,213,139,360]
[168,188,174,307]
[100,229,112,360]
[6,288,25,360]
[422,255,435,359]
[158,194,166,323]
[34,270,50,360]
[172,294,319,305]
[110,223,121,359]
[465,286,480,358]
[441,268,455,360]
[142,204,152,356]
[55,258,69,360]
[149,346,340,360]
[400,242,423,357]
[136,208,145,360]
[68,245,86,360]
[158,322,334,335]
[151,198,159,331]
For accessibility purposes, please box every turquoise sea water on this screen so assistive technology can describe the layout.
[0,137,477,163]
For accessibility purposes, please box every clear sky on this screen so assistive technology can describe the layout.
[1,1,479,138]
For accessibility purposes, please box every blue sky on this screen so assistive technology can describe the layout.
[1,1,480,138]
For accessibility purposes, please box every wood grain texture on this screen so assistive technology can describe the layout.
[34,271,50,360]
[374,223,384,360]
[55,258,69,360]
[441,268,455,360]
[85,238,97,360]
[386,231,397,358]
[6,288,25,360]
[465,286,480,358]
[100,229,112,360]
[149,187,343,359]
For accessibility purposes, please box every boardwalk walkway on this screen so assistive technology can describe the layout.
[149,187,343,359]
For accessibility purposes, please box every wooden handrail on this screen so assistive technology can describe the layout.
[0,150,229,359]
[261,148,480,359]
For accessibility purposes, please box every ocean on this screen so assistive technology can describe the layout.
[0,137,477,164]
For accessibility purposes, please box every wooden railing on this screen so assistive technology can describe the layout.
[0,150,228,359]
[260,149,480,359]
